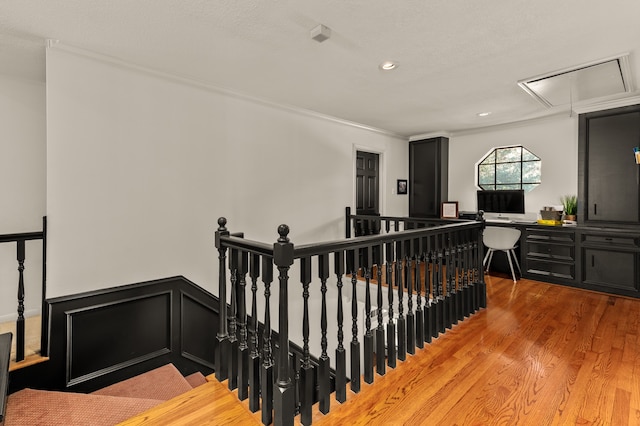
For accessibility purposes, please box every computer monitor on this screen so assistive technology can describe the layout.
[477,189,525,214]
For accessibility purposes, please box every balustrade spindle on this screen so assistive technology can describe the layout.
[363,246,374,384]
[375,243,385,376]
[249,253,261,413]
[228,249,239,390]
[215,218,230,381]
[317,254,331,414]
[334,250,347,403]
[16,240,25,362]
[406,239,416,356]
[261,257,274,426]
[299,257,313,425]
[454,233,461,323]
[424,248,433,344]
[347,249,361,393]
[385,242,396,368]
[432,235,442,338]
[237,250,249,400]
[415,237,424,349]
[395,241,406,361]
[444,232,453,330]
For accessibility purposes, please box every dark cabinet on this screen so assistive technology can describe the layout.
[524,228,576,282]
[580,231,640,295]
[409,137,448,218]
[579,105,640,226]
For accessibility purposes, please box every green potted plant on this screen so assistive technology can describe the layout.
[561,195,577,221]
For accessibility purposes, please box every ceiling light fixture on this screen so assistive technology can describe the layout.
[379,61,398,71]
[477,112,492,117]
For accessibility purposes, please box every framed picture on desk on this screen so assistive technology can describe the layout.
[441,201,459,219]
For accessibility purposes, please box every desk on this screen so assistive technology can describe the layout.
[484,222,640,298]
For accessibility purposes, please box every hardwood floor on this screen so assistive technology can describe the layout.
[124,275,640,425]
[308,274,640,425]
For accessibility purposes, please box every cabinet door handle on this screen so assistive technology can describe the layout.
[594,203,597,215]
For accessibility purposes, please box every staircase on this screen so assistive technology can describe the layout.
[2,363,240,425]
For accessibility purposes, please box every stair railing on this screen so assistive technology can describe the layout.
[0,217,47,362]
[215,214,486,426]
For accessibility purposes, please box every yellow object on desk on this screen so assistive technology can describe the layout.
[537,219,562,226]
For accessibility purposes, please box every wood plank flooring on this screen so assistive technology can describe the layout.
[124,275,640,425]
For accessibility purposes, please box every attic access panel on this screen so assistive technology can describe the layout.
[518,55,633,107]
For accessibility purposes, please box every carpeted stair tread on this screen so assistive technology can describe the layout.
[92,363,193,401]
[184,371,207,388]
[4,388,163,426]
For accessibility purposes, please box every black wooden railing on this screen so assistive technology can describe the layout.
[215,212,486,425]
[0,217,47,362]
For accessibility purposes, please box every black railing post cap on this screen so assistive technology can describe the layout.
[217,217,228,231]
[278,224,290,243]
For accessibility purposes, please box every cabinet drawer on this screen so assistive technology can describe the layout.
[525,229,575,244]
[526,242,574,261]
[526,259,575,280]
[582,234,639,247]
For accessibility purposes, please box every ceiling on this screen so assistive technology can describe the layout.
[1,0,640,137]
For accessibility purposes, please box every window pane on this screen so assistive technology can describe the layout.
[480,150,496,165]
[522,148,540,161]
[496,162,521,184]
[496,147,521,163]
[496,184,521,190]
[522,161,541,183]
[480,184,495,190]
[522,183,539,192]
[478,164,495,185]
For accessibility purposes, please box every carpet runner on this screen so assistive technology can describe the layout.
[4,364,207,425]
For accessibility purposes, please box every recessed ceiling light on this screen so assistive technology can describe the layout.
[477,112,492,117]
[379,61,398,71]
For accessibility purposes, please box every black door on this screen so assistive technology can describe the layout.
[356,151,379,215]
[355,151,380,236]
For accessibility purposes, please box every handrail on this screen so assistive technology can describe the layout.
[214,212,486,426]
[0,217,47,362]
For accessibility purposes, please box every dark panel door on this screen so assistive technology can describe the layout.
[582,109,640,224]
[356,151,379,215]
[409,137,448,218]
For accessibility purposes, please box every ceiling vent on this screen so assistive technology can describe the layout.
[518,54,634,108]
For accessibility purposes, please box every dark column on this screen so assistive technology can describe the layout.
[214,218,230,381]
[273,225,295,426]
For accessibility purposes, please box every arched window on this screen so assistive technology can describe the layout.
[477,146,541,192]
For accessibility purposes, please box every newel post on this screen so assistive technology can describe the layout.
[273,224,295,426]
[215,217,230,381]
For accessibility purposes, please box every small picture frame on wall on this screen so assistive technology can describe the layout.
[441,201,459,219]
[397,179,408,195]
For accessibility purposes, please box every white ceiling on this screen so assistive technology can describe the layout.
[1,0,640,137]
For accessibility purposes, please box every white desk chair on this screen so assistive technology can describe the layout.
[483,226,522,282]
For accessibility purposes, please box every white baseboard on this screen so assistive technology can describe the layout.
[0,308,41,324]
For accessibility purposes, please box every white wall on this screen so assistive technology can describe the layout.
[45,45,408,299]
[448,115,579,219]
[0,74,46,320]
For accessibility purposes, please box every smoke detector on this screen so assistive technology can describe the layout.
[310,24,331,43]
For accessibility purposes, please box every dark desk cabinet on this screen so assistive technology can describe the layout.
[580,231,640,295]
[489,223,640,298]
[524,228,576,283]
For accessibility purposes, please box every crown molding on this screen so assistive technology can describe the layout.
[46,41,406,141]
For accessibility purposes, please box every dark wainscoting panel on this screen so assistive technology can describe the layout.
[66,291,172,386]
[37,276,219,393]
[180,292,217,369]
